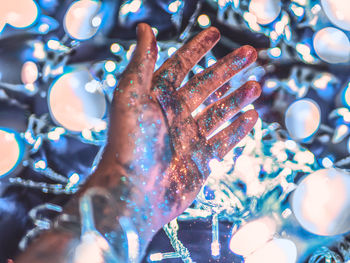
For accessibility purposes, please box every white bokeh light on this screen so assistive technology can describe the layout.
[48,70,106,132]
[245,238,297,263]
[321,0,350,31]
[229,217,276,256]
[64,0,102,40]
[291,168,350,236]
[0,0,39,32]
[249,0,281,25]
[313,27,350,64]
[0,129,22,177]
[285,99,321,140]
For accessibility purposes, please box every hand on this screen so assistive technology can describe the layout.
[16,23,261,262]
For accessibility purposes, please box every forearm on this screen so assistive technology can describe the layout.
[16,155,154,263]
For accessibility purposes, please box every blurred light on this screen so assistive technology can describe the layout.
[322,157,333,168]
[91,16,101,27]
[25,84,36,92]
[106,74,116,87]
[207,56,217,67]
[168,0,182,14]
[229,217,276,256]
[34,159,47,170]
[126,44,136,60]
[294,151,315,164]
[104,60,116,72]
[0,128,23,177]
[32,41,46,60]
[48,70,107,132]
[290,3,304,17]
[167,47,177,57]
[285,140,297,150]
[0,0,39,32]
[245,238,297,263]
[285,99,321,140]
[64,0,102,40]
[197,14,211,28]
[321,0,350,31]
[311,4,321,15]
[291,168,350,236]
[151,27,158,36]
[343,83,350,108]
[313,27,350,64]
[268,47,281,58]
[249,0,281,25]
[47,39,61,50]
[120,0,142,15]
[110,43,121,54]
[243,12,261,32]
[332,124,349,143]
[66,172,80,190]
[38,23,50,33]
[211,241,220,257]
[296,43,315,63]
[149,253,163,261]
[21,61,38,84]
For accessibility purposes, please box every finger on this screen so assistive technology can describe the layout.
[178,45,257,112]
[196,81,261,137]
[114,23,157,96]
[204,82,231,106]
[208,110,258,160]
[153,27,220,93]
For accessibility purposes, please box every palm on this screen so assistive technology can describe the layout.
[95,24,261,230]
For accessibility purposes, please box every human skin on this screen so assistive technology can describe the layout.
[16,23,261,262]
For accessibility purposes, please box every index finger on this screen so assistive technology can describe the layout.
[152,27,220,94]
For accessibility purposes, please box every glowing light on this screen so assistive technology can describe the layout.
[322,157,333,168]
[296,43,315,63]
[332,124,349,143]
[21,61,38,84]
[197,14,211,28]
[285,99,321,140]
[106,74,116,87]
[291,168,350,236]
[249,0,281,25]
[34,160,47,170]
[0,128,23,177]
[245,238,297,263]
[167,47,177,57]
[0,0,39,32]
[313,27,350,64]
[47,39,61,50]
[32,41,46,60]
[120,0,142,15]
[290,3,304,17]
[126,44,136,60]
[321,0,350,31]
[244,12,262,32]
[110,43,121,54]
[151,27,158,36]
[344,83,350,107]
[168,0,182,13]
[268,47,281,58]
[64,0,102,40]
[91,16,101,27]
[150,253,163,261]
[104,60,116,72]
[207,56,217,67]
[48,70,106,132]
[229,217,276,256]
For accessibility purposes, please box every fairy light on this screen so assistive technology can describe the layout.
[110,43,121,54]
[197,14,211,28]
